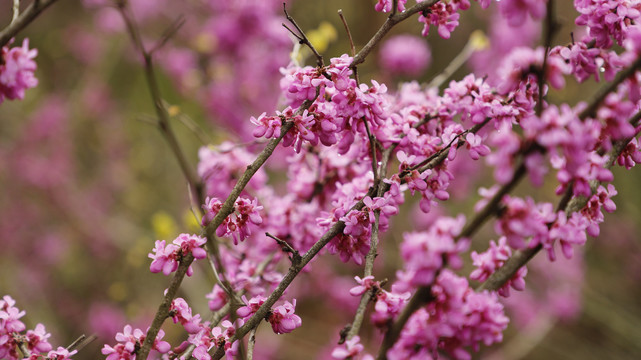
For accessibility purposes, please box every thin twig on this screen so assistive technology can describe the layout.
[350,0,440,69]
[246,326,258,360]
[0,0,60,47]
[338,9,359,84]
[536,0,558,116]
[66,334,97,353]
[266,232,301,265]
[578,55,641,120]
[283,3,324,67]
[12,0,20,25]
[149,15,185,54]
[428,34,477,89]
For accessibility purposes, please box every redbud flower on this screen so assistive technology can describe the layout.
[148,234,206,276]
[0,39,38,104]
[170,298,202,334]
[102,325,170,360]
[268,300,302,334]
[374,0,407,13]
[331,336,373,360]
[379,35,431,77]
[470,237,527,297]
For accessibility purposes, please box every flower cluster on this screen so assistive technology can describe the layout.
[388,270,509,360]
[237,296,302,334]
[102,325,170,360]
[471,237,528,297]
[201,196,263,244]
[148,233,207,276]
[0,39,38,104]
[0,296,74,360]
[396,215,468,288]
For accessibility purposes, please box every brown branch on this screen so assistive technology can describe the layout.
[283,3,324,67]
[350,0,440,69]
[137,253,194,359]
[338,9,359,84]
[477,112,641,292]
[536,0,559,116]
[0,0,61,47]
[578,55,641,120]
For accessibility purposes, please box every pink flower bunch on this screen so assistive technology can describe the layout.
[169,298,203,334]
[179,320,239,360]
[575,0,641,48]
[544,211,589,261]
[269,300,302,334]
[379,35,431,77]
[389,270,508,360]
[0,39,38,104]
[331,336,373,360]
[148,234,207,276]
[495,196,556,249]
[581,184,618,237]
[499,0,547,27]
[496,46,568,94]
[417,1,461,39]
[101,325,170,360]
[201,196,263,244]
[370,287,412,328]
[617,137,641,169]
[396,215,468,288]
[470,237,528,297]
[26,347,77,360]
[374,0,407,13]
[0,296,77,359]
[236,295,267,320]
[197,143,267,199]
[236,296,302,334]
[552,41,621,82]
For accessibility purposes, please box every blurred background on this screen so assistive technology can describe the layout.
[1,0,641,359]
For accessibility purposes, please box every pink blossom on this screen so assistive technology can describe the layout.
[418,1,461,39]
[268,300,302,334]
[202,196,263,244]
[374,0,407,13]
[148,234,206,276]
[236,295,267,319]
[499,0,546,27]
[102,325,170,360]
[0,39,38,103]
[349,276,380,296]
[470,237,527,297]
[170,298,202,334]
[331,336,373,359]
[379,35,431,77]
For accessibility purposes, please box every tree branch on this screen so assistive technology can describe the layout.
[0,0,61,47]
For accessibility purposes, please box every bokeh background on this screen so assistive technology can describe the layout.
[1,0,641,359]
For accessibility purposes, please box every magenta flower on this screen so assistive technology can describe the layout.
[0,38,38,104]
[379,35,431,77]
[349,276,379,296]
[25,323,53,353]
[470,237,527,297]
[268,300,302,334]
[148,234,206,276]
[499,0,546,27]
[170,298,202,334]
[236,295,267,319]
[102,325,170,360]
[374,0,407,13]
[202,196,263,244]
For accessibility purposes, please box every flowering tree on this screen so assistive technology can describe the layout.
[2,0,641,359]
